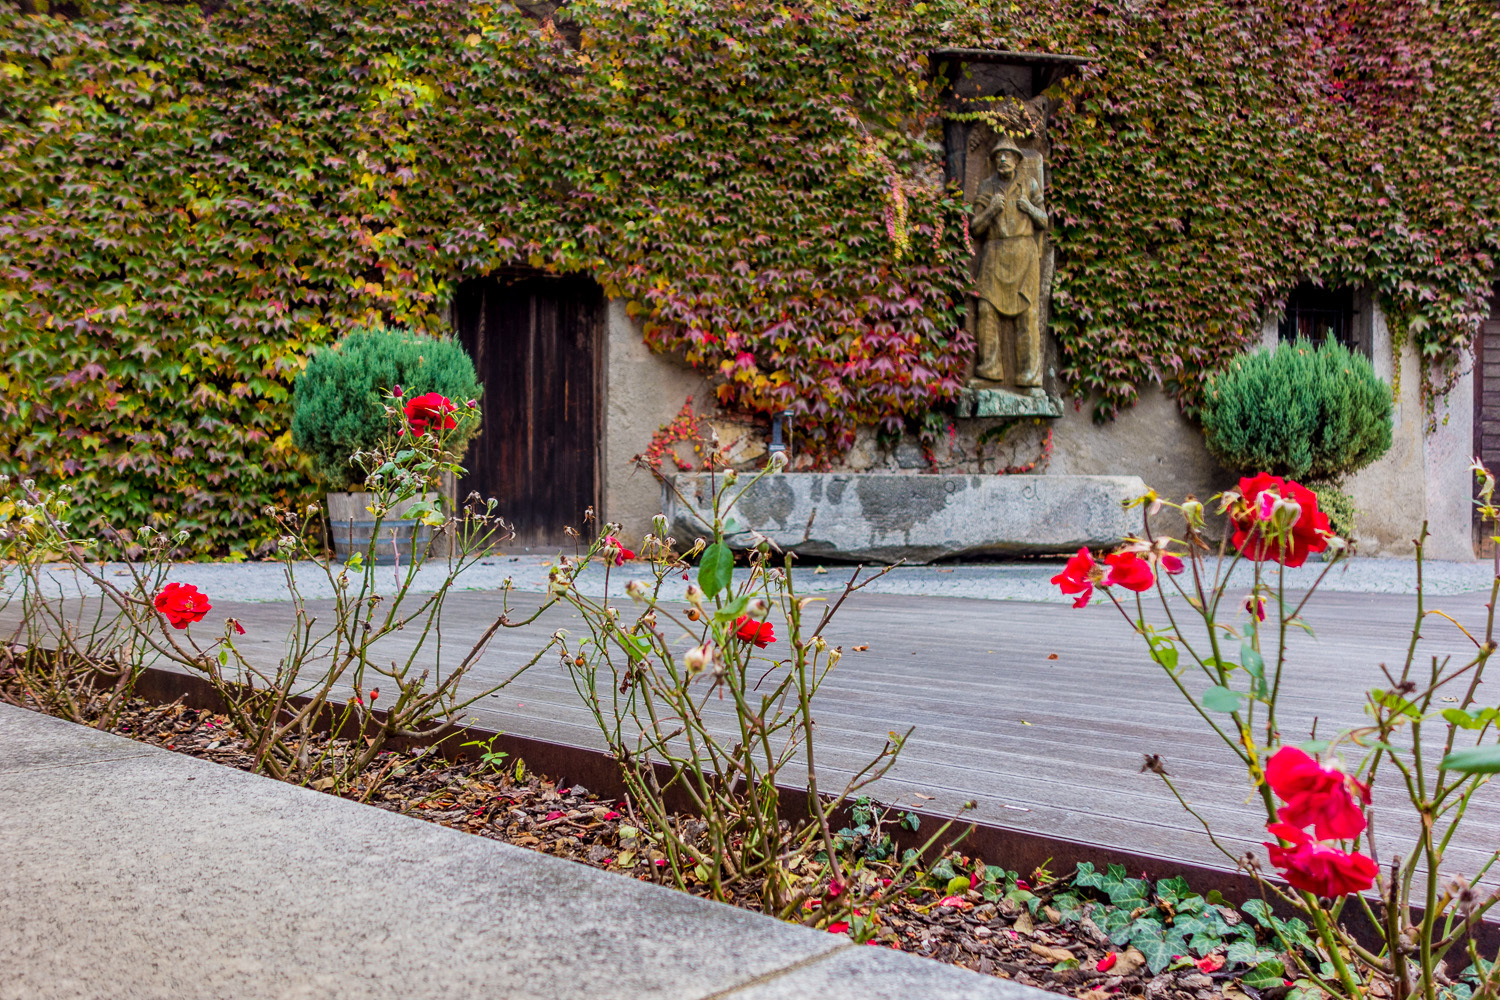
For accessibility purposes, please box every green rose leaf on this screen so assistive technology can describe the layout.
[1203,685,1245,713]
[698,542,734,598]
[1440,745,1500,774]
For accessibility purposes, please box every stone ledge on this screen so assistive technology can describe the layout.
[0,704,1053,1000]
[666,473,1146,564]
[955,386,1063,419]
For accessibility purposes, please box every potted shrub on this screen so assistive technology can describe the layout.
[291,326,482,564]
[1199,336,1393,542]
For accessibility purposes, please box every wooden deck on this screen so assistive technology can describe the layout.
[9,584,1499,883]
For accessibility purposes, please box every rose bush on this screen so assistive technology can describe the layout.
[1053,470,1500,1000]
[3,393,555,794]
[551,457,957,922]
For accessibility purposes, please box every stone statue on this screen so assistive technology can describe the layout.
[970,136,1048,387]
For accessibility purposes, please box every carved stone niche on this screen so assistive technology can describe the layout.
[929,49,1088,419]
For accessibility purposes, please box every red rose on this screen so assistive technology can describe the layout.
[1264,822,1377,897]
[604,535,636,566]
[1103,550,1155,592]
[1231,474,1331,568]
[403,392,458,437]
[734,615,776,648]
[1265,747,1369,840]
[154,582,211,630]
[1051,547,1096,608]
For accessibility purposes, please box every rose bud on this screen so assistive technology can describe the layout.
[683,644,713,674]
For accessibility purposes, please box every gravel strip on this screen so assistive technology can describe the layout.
[5,553,1491,605]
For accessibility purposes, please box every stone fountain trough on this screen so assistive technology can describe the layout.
[664,472,1147,564]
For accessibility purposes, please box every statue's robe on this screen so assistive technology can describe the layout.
[972,171,1042,318]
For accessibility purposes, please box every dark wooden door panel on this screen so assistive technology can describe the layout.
[453,275,602,548]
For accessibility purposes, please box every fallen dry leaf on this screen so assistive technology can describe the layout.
[1113,947,1148,976]
[1046,653,1059,660]
[1013,910,1035,936]
[1029,943,1074,964]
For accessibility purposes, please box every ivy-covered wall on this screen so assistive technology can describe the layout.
[0,0,1494,554]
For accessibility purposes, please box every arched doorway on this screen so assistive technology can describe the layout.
[450,273,604,548]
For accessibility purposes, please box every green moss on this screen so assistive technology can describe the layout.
[291,327,481,490]
[1200,338,1393,484]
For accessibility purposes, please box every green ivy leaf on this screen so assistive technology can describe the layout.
[1241,959,1287,990]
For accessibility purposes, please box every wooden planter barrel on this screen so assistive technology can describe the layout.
[325,492,437,566]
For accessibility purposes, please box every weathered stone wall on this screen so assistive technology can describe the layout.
[599,300,705,542]
[598,302,1476,560]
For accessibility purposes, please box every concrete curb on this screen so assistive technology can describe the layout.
[0,703,1054,1000]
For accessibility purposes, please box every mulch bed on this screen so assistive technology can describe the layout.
[10,690,1269,1000]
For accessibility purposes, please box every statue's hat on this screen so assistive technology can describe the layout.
[989,136,1025,159]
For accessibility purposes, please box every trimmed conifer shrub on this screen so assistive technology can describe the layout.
[292,328,482,490]
[1200,338,1393,485]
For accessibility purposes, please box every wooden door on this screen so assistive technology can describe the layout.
[452,274,603,548]
[1475,288,1500,552]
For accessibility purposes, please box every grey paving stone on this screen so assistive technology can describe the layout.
[6,550,1493,606]
[726,944,1051,999]
[0,704,851,1000]
[0,700,155,774]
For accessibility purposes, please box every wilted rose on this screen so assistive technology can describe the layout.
[1051,547,1098,608]
[1264,822,1377,897]
[1265,746,1369,840]
[1103,550,1155,592]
